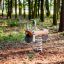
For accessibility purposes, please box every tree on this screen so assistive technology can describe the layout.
[34,0,37,18]
[32,0,34,19]
[15,0,17,18]
[59,0,64,32]
[28,0,32,20]
[37,0,40,17]
[2,0,4,17]
[7,0,12,18]
[18,0,22,17]
[40,0,44,22]
[45,0,50,17]
[23,0,26,18]
[57,0,60,19]
[0,0,2,4]
[53,0,57,25]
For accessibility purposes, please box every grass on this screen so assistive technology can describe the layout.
[0,32,25,43]
[7,19,19,27]
[0,18,61,43]
[60,32,64,36]
[0,19,27,43]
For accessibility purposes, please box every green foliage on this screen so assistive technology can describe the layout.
[0,32,25,43]
[5,0,8,12]
[60,32,64,36]
[7,20,19,27]
[5,0,15,12]
[27,52,35,61]
[63,33,64,36]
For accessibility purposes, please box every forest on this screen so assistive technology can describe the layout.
[0,0,64,64]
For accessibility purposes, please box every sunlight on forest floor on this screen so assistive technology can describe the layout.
[0,32,64,64]
[0,19,64,64]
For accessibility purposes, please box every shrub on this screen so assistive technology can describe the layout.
[7,20,19,27]
[0,32,25,43]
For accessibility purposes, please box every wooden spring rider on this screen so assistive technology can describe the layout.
[25,20,49,51]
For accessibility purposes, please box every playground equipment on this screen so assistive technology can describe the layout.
[25,19,49,51]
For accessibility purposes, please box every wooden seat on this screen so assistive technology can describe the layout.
[25,30,33,36]
[25,29,49,37]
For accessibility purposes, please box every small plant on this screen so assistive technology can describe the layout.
[60,32,64,36]
[62,32,64,36]
[0,32,25,43]
[27,52,35,61]
[7,19,19,27]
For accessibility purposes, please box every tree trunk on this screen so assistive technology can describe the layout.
[37,0,40,17]
[40,0,44,22]
[57,0,60,19]
[0,0,2,5]
[45,0,50,17]
[15,0,17,18]
[7,0,9,18]
[28,0,32,20]
[53,0,57,25]
[32,0,34,19]
[19,0,22,16]
[34,0,37,18]
[2,0,4,17]
[7,0,12,18]
[59,0,64,32]
[23,0,26,18]
[10,0,12,18]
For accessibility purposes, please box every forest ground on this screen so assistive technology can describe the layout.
[0,32,64,64]
[0,19,64,64]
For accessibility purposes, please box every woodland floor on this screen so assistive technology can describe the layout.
[0,33,64,64]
